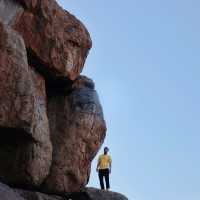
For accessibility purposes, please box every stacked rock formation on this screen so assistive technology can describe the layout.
[0,0,128,199]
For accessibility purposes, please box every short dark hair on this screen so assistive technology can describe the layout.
[104,147,109,151]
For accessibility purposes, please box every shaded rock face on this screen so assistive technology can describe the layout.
[0,20,32,131]
[0,182,129,200]
[0,182,25,200]
[81,188,129,200]
[0,0,23,25]
[12,0,92,81]
[43,76,106,193]
[0,21,52,187]
[16,189,63,200]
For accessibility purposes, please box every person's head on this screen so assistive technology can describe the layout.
[104,147,109,154]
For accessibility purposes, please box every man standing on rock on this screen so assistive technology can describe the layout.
[96,147,112,190]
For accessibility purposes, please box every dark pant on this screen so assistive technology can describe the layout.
[98,168,110,189]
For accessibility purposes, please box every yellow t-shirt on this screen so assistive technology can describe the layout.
[98,154,112,169]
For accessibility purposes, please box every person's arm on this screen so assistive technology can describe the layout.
[96,156,100,172]
[109,156,112,174]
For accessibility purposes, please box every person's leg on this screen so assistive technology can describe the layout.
[105,169,110,189]
[98,170,105,189]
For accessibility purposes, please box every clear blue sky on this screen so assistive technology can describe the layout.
[57,1,200,200]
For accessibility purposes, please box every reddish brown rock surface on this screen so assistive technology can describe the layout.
[0,0,112,197]
[0,21,52,187]
[12,0,92,81]
[43,76,106,193]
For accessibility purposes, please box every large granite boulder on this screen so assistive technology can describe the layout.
[0,21,52,188]
[0,0,92,81]
[42,76,107,194]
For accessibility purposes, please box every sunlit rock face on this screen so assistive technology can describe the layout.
[13,0,92,81]
[0,0,92,81]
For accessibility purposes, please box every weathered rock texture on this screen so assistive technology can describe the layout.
[0,182,129,200]
[15,0,91,81]
[0,0,105,194]
[0,21,52,187]
[0,0,23,25]
[0,0,127,199]
[17,187,129,200]
[16,189,63,200]
[0,182,25,200]
[43,76,106,193]
[0,0,92,80]
[69,188,129,200]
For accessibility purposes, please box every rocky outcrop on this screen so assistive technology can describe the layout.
[16,189,62,200]
[69,188,129,200]
[0,0,128,199]
[43,76,106,193]
[0,21,52,187]
[0,182,129,200]
[0,0,104,193]
[0,0,92,81]
[0,182,25,200]
[0,0,91,81]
